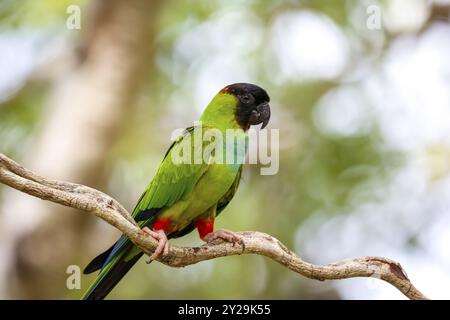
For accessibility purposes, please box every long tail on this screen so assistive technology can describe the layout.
[82,252,143,300]
[82,211,162,300]
[81,237,144,300]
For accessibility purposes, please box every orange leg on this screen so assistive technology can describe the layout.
[195,217,215,240]
[142,218,171,262]
[195,217,241,243]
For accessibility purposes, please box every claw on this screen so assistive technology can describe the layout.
[142,227,169,262]
[203,229,241,244]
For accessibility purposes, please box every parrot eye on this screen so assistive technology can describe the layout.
[240,93,255,105]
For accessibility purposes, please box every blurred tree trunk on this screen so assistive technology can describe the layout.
[0,0,162,298]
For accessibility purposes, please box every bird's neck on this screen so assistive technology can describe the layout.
[200,93,244,133]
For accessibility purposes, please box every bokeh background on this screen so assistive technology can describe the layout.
[1,0,450,299]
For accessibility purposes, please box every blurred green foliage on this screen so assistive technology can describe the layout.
[1,0,445,299]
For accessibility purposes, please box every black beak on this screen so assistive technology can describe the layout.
[248,102,271,129]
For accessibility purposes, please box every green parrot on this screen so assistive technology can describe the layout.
[82,83,271,300]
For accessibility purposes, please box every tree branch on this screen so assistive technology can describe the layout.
[0,153,428,300]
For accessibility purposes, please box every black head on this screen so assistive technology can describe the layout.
[221,83,271,130]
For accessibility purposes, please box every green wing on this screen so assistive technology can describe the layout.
[115,125,210,248]
[133,126,208,219]
[82,126,211,299]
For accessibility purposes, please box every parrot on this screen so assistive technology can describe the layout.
[81,83,271,300]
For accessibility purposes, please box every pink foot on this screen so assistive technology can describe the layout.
[142,227,169,262]
[203,229,241,243]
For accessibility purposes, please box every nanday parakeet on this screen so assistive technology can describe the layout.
[82,83,271,300]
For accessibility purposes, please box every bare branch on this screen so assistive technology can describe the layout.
[0,153,428,300]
